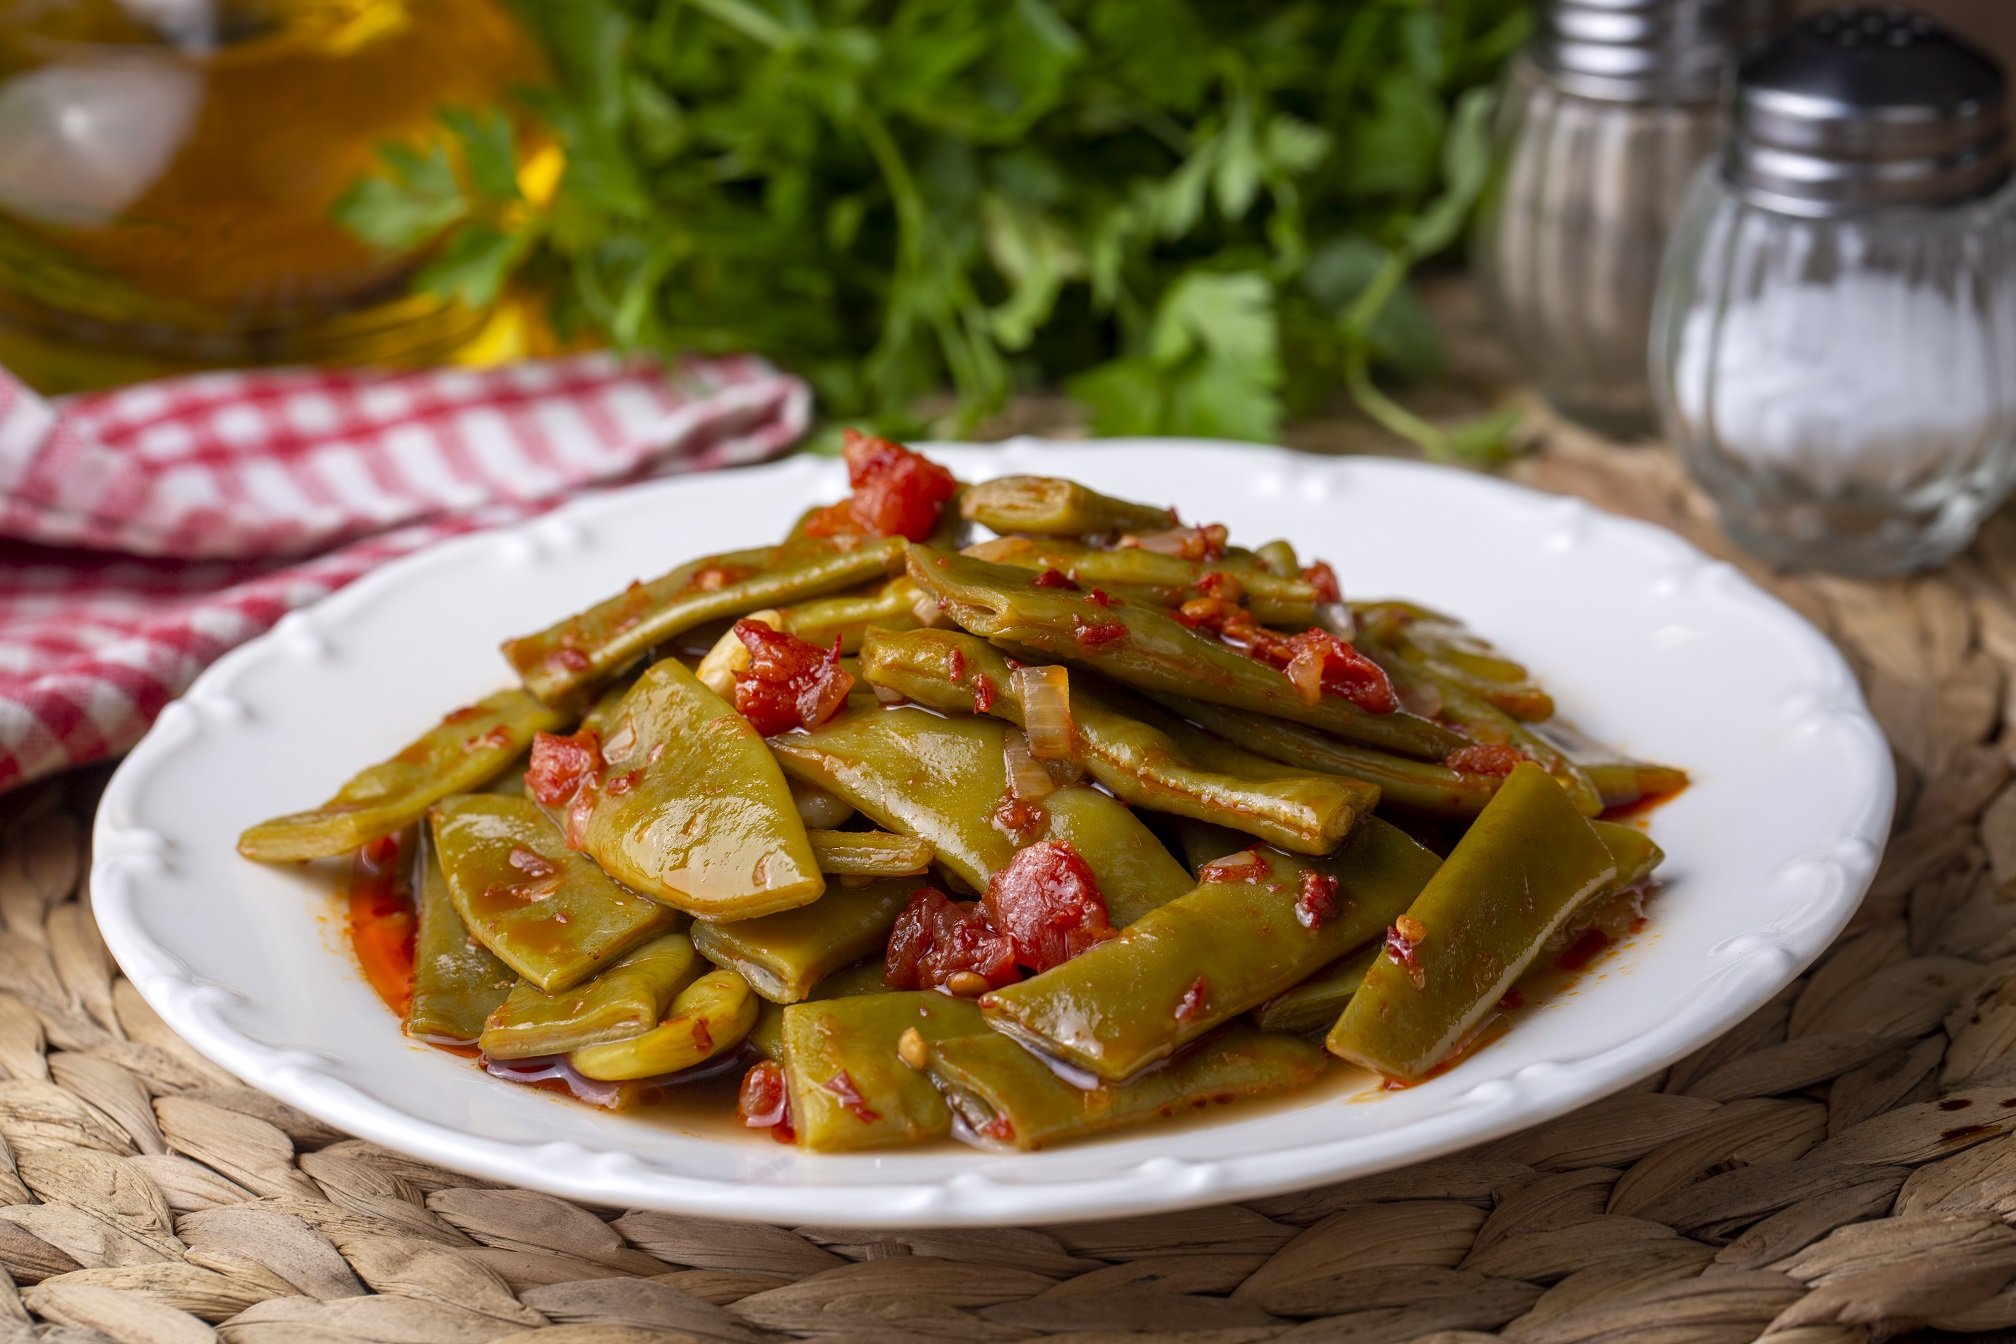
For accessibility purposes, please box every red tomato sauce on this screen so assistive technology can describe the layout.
[346,835,417,1020]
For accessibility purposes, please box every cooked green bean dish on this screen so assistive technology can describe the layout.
[241,433,1683,1151]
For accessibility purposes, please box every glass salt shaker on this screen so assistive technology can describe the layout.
[1652,7,2016,576]
[1476,0,1789,438]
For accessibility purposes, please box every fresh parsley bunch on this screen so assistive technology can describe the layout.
[339,0,1530,457]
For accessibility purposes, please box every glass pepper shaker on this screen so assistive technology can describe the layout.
[1651,7,2016,576]
[1475,0,1790,438]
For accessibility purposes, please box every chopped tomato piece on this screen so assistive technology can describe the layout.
[1176,975,1211,1022]
[1186,603,1397,715]
[1385,916,1427,989]
[1086,588,1116,608]
[971,673,998,714]
[1071,616,1127,648]
[991,793,1046,844]
[737,1060,795,1143]
[732,621,855,735]
[1301,561,1342,604]
[1295,870,1340,929]
[883,887,1017,993]
[1198,848,1267,883]
[526,730,603,809]
[1445,743,1526,776]
[981,841,1115,973]
[1032,568,1080,591]
[802,430,958,541]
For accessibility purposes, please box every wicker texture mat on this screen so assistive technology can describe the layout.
[0,433,2009,1344]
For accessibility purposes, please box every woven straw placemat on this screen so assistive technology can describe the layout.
[1,421,2012,1344]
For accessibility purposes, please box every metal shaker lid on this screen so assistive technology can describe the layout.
[1726,6,2010,215]
[1532,0,1792,102]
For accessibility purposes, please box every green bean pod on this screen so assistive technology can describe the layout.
[778,578,926,653]
[926,1028,1326,1151]
[779,992,984,1151]
[580,658,824,921]
[807,829,935,877]
[238,690,562,862]
[479,933,701,1060]
[906,547,1461,761]
[569,968,760,1081]
[427,794,678,994]
[692,876,924,1004]
[503,538,905,703]
[1153,694,1502,819]
[980,819,1440,1081]
[747,962,887,1059]
[405,832,515,1045]
[859,629,1376,855]
[768,705,1193,921]
[1355,601,1555,721]
[960,475,1176,537]
[1373,653,1602,816]
[963,537,1321,626]
[1326,763,1620,1080]
[1253,944,1380,1035]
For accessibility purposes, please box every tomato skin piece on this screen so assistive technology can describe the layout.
[883,887,1017,992]
[1445,743,1526,777]
[1294,869,1340,929]
[737,1060,795,1143]
[803,431,958,542]
[732,621,856,735]
[525,730,603,809]
[981,840,1115,973]
[1301,560,1342,604]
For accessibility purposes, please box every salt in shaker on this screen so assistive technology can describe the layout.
[1651,6,2016,576]
[1475,0,1789,438]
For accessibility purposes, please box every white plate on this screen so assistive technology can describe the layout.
[91,439,1892,1228]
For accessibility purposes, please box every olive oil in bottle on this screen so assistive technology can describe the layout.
[0,0,545,390]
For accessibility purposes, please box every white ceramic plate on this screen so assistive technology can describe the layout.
[91,439,1892,1228]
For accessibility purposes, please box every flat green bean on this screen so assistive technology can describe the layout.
[428,794,678,994]
[570,967,759,1081]
[1326,763,1619,1080]
[693,876,924,1003]
[479,933,700,1060]
[960,475,1176,537]
[859,629,1376,854]
[807,829,935,877]
[907,547,1462,760]
[768,705,1193,921]
[581,658,824,921]
[780,992,984,1151]
[503,539,904,703]
[926,1028,1326,1151]
[963,536,1320,626]
[980,819,1440,1081]
[406,832,514,1045]
[1153,694,1501,819]
[239,690,562,862]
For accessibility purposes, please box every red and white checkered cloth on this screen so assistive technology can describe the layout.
[0,354,810,792]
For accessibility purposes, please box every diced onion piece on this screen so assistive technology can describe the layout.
[1283,642,1326,708]
[696,609,780,697]
[1002,730,1056,802]
[1011,665,1076,762]
[911,591,948,628]
[872,681,909,706]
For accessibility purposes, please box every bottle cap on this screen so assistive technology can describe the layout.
[1727,6,2010,215]
[1533,0,1791,102]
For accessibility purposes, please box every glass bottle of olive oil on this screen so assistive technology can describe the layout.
[0,0,545,390]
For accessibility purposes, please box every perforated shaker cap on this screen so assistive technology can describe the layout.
[1532,0,1792,101]
[1727,6,2010,215]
